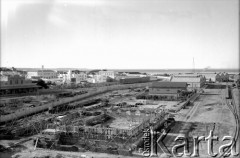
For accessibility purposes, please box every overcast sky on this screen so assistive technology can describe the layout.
[1,0,239,69]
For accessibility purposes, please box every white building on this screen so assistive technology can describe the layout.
[27,70,58,79]
[62,70,87,84]
[124,72,147,77]
[98,70,115,79]
[57,71,68,82]
[86,77,96,83]
[71,71,87,83]
[94,74,107,83]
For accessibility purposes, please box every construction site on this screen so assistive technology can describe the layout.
[0,81,239,158]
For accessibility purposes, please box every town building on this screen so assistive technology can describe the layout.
[98,70,115,79]
[124,72,147,77]
[215,72,229,82]
[149,81,188,99]
[86,77,96,83]
[85,70,115,83]
[0,75,40,96]
[197,72,217,82]
[57,71,68,82]
[67,70,87,84]
[57,70,87,84]
[93,74,107,83]
[0,67,27,77]
[233,73,240,87]
[233,74,240,82]
[171,74,206,88]
[27,70,58,79]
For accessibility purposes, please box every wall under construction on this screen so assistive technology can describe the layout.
[0,82,152,123]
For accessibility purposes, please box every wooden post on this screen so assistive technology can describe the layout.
[34,137,39,150]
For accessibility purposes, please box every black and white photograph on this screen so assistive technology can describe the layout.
[0,0,239,157]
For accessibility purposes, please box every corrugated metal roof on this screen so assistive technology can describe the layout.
[171,75,204,82]
[151,82,187,88]
[37,70,55,72]
[0,84,40,90]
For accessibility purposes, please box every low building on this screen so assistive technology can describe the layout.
[197,72,217,82]
[27,70,58,79]
[149,81,187,99]
[119,76,150,84]
[233,74,240,87]
[215,72,229,82]
[0,67,27,77]
[0,75,40,96]
[233,74,240,82]
[171,74,205,88]
[125,72,147,77]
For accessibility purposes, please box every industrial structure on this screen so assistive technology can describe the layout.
[119,77,150,84]
[215,72,229,82]
[171,74,206,88]
[0,74,40,96]
[149,82,188,99]
[197,72,217,82]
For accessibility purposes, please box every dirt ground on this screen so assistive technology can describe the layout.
[162,88,237,158]
[1,88,238,158]
[12,149,137,158]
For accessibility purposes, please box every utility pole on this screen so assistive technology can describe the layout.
[41,65,44,79]
[193,57,195,73]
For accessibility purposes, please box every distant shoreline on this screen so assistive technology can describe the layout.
[13,67,240,74]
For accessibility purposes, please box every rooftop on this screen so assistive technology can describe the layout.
[37,70,55,72]
[151,81,187,88]
[126,72,142,74]
[28,70,56,73]
[0,84,40,90]
[174,74,201,77]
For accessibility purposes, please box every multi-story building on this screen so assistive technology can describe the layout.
[93,74,107,83]
[98,70,115,79]
[57,71,68,82]
[61,70,87,84]
[171,74,206,88]
[85,70,115,83]
[86,77,96,83]
[27,70,58,79]
[69,70,87,83]
[0,75,40,96]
